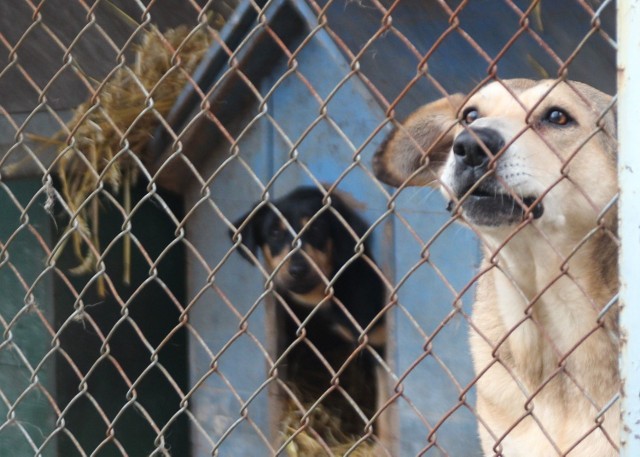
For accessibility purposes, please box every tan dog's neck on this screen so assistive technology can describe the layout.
[481,222,619,388]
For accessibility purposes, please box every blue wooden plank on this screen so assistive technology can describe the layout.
[393,194,481,456]
[185,105,273,456]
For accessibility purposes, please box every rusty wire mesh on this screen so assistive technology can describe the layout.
[0,0,620,456]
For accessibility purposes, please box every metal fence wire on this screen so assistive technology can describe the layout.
[0,0,627,456]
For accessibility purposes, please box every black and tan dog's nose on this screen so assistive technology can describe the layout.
[288,253,310,279]
[453,128,504,168]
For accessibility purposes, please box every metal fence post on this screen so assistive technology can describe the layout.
[617,0,640,455]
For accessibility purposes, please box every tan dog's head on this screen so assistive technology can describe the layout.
[374,79,617,234]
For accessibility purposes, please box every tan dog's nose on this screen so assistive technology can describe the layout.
[453,128,504,169]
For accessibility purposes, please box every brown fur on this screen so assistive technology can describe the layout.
[374,79,619,456]
[262,241,334,306]
[373,94,465,187]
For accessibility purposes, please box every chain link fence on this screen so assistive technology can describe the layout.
[0,0,627,456]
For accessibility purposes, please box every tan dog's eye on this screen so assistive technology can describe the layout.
[545,108,573,126]
[461,108,479,125]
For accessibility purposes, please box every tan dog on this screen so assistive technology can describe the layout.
[374,79,619,456]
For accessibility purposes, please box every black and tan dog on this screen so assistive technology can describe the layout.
[374,79,618,456]
[230,186,386,440]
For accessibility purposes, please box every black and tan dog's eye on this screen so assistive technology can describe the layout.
[461,108,479,125]
[545,108,573,126]
[305,223,323,237]
[269,225,284,240]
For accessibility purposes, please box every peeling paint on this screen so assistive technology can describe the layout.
[618,0,640,453]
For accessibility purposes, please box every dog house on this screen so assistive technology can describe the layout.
[0,0,616,456]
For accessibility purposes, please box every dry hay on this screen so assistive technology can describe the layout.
[46,22,217,288]
[281,398,378,457]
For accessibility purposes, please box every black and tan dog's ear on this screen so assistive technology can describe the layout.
[229,205,266,263]
[325,192,373,267]
[373,93,464,188]
[328,192,369,239]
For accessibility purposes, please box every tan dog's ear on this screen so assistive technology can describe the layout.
[373,94,464,188]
